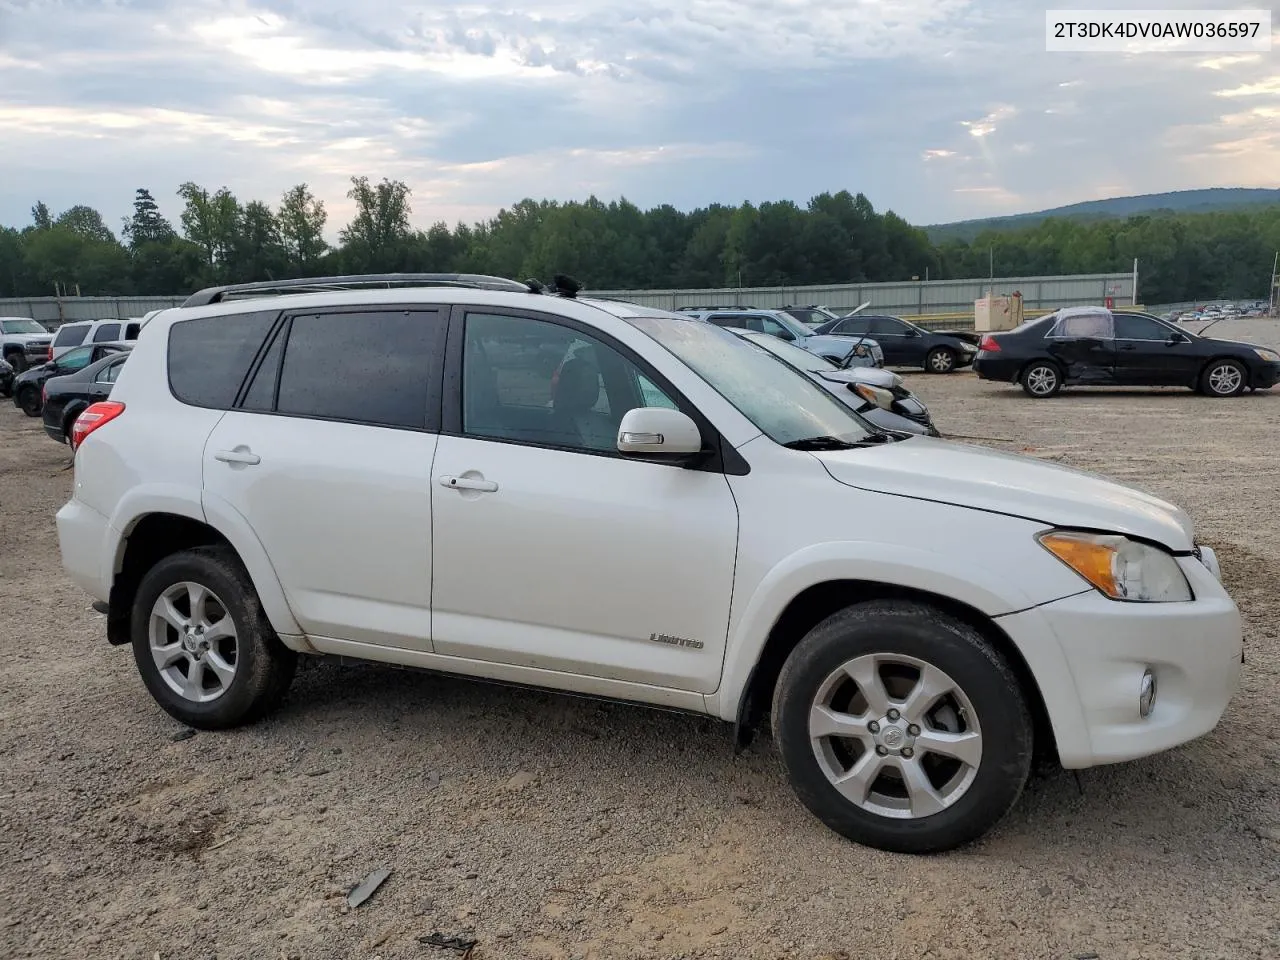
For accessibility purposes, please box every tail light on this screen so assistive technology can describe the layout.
[41,383,48,405]
[47,344,53,360]
[70,401,125,452]
[978,335,1001,352]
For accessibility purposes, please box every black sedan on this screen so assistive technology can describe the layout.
[972,307,1280,398]
[812,313,977,373]
[41,351,130,442]
[12,341,132,416]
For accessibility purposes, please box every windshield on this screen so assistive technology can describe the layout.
[1,318,46,335]
[769,312,815,340]
[627,316,872,446]
[738,330,839,371]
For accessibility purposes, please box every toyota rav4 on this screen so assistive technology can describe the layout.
[56,273,1242,854]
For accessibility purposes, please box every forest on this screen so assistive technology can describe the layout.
[1,178,1277,305]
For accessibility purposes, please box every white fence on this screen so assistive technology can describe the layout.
[0,296,185,327]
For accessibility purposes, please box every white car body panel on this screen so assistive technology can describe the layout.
[55,283,1243,777]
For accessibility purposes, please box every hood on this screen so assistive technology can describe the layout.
[814,436,1195,550]
[814,367,900,389]
[1199,336,1269,353]
[3,332,51,344]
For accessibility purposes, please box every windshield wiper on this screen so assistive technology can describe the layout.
[784,433,898,450]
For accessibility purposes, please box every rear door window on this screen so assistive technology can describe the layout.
[92,323,121,343]
[835,318,870,335]
[53,323,90,347]
[268,309,445,430]
[168,310,280,409]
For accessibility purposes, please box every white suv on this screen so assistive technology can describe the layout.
[56,273,1242,854]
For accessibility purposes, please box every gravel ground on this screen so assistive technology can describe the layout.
[2,318,1278,960]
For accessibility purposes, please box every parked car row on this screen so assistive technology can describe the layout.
[11,341,133,417]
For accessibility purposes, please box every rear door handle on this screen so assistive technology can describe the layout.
[215,448,261,465]
[438,474,498,493]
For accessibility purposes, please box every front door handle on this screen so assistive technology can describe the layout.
[215,448,261,465]
[438,474,498,493]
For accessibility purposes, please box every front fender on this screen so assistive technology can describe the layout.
[711,540,1074,721]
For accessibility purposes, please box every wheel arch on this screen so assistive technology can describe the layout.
[107,502,304,648]
[729,579,1058,767]
[1198,354,1250,389]
[61,400,88,438]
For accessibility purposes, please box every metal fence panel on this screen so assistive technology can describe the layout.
[591,273,1135,317]
[0,296,185,327]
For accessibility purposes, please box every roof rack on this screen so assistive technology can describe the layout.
[675,304,760,312]
[181,273,535,307]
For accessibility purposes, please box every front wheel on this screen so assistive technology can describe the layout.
[131,546,297,729]
[772,600,1033,854]
[1200,360,1246,397]
[18,386,42,417]
[925,347,956,374]
[1020,361,1062,398]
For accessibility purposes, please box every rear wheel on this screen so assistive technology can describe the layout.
[131,546,297,729]
[1020,361,1062,398]
[925,347,956,374]
[772,600,1033,854]
[17,386,41,417]
[1200,360,1246,397]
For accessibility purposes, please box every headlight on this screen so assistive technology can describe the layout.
[1037,531,1192,602]
[854,345,869,357]
[1254,348,1279,362]
[852,382,895,410]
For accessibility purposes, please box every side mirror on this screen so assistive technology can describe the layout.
[617,407,703,457]
[776,330,796,342]
[1167,333,1189,345]
[905,328,922,337]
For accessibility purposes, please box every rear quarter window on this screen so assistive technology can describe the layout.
[167,310,280,409]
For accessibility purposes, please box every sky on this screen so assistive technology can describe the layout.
[1,0,1278,240]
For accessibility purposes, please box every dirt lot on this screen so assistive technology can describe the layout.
[2,318,1278,960]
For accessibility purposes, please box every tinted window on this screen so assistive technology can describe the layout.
[53,324,89,347]
[124,322,141,339]
[462,312,678,454]
[168,310,278,409]
[1114,314,1171,340]
[274,310,441,429]
[836,318,870,335]
[92,323,121,343]
[240,328,286,413]
[868,317,906,336]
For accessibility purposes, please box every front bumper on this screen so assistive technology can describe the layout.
[1251,360,1280,389]
[996,552,1242,769]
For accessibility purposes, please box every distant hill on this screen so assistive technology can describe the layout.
[924,188,1280,242]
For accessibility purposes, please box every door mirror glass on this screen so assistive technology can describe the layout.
[617,407,703,456]
[1167,332,1189,345]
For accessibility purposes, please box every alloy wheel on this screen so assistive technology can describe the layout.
[1207,363,1243,396]
[1025,366,1057,396]
[808,653,982,819]
[148,581,239,703]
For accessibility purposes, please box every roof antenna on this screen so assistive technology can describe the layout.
[552,274,580,298]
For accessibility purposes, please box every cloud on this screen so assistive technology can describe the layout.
[0,0,1277,236]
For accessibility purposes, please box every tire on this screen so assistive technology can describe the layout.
[925,347,956,374]
[17,386,42,417]
[6,352,28,374]
[130,545,297,729]
[1199,359,1247,397]
[1020,361,1062,398]
[771,600,1033,854]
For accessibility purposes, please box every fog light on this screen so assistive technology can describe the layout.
[1139,669,1157,718]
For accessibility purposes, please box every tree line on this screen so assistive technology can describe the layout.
[1,178,1277,305]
